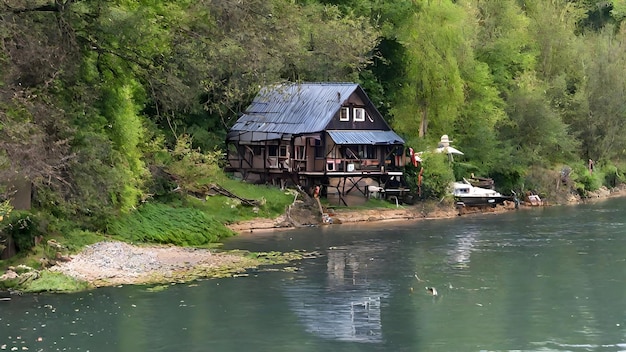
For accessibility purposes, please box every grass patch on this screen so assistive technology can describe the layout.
[187,180,295,223]
[0,246,48,272]
[23,271,91,293]
[61,230,106,253]
[107,203,235,245]
[322,197,401,210]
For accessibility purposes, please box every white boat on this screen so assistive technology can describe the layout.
[453,179,511,207]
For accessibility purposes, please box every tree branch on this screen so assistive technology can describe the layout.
[3,2,60,14]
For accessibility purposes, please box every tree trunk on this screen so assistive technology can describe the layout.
[419,109,428,138]
[0,235,17,260]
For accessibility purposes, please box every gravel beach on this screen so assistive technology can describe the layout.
[50,241,246,287]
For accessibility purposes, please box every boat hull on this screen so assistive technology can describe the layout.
[455,196,511,207]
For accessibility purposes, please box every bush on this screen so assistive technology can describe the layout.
[1,211,42,253]
[601,163,623,188]
[420,153,455,199]
[571,163,602,196]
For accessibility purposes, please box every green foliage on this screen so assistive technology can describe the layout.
[420,153,455,199]
[489,168,524,196]
[66,131,128,228]
[61,230,106,254]
[297,3,379,81]
[599,163,622,188]
[107,203,234,246]
[1,211,42,253]
[500,76,579,167]
[455,60,505,172]
[5,0,626,248]
[23,271,91,293]
[0,199,11,220]
[471,0,536,94]
[570,163,603,196]
[101,81,148,212]
[165,135,226,194]
[188,179,294,223]
[452,162,481,182]
[576,31,626,162]
[393,0,467,139]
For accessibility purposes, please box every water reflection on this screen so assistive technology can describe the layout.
[447,230,479,268]
[285,246,388,343]
[3,199,626,351]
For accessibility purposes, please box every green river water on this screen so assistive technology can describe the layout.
[1,198,625,351]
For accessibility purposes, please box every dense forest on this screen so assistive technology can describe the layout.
[1,0,626,248]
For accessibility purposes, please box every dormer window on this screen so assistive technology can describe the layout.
[353,107,365,122]
[339,107,350,121]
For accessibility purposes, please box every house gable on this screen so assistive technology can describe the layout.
[324,86,390,131]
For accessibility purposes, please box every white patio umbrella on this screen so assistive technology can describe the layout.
[435,146,464,155]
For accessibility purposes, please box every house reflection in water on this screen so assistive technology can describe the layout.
[284,247,388,343]
[447,231,479,268]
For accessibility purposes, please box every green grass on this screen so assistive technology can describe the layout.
[107,203,235,245]
[23,271,91,293]
[321,197,402,210]
[187,179,295,224]
[61,230,106,253]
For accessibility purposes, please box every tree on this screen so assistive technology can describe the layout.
[0,1,74,188]
[577,29,626,161]
[392,0,466,142]
[470,0,536,95]
[500,74,579,167]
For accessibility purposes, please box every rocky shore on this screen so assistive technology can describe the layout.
[49,241,250,287]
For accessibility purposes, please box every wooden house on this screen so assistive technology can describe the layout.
[226,82,408,203]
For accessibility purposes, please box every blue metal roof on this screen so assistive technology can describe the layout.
[230,82,360,136]
[228,82,405,146]
[327,130,405,145]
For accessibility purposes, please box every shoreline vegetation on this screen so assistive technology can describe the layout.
[4,1,626,296]
[1,185,623,294]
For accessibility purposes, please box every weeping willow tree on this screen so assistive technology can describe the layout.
[391,0,466,143]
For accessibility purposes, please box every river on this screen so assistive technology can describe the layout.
[1,199,625,351]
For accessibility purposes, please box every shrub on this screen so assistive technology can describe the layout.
[571,163,602,196]
[1,211,42,253]
[600,163,623,188]
[420,153,455,199]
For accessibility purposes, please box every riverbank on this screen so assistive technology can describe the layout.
[227,184,626,233]
[1,241,306,292]
[2,185,624,292]
[48,241,253,287]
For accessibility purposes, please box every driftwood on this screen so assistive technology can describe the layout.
[206,184,263,207]
[468,176,495,189]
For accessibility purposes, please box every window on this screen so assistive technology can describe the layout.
[268,145,278,157]
[339,107,350,121]
[344,147,359,159]
[358,145,376,159]
[279,145,288,157]
[314,139,324,158]
[353,107,365,122]
[295,146,305,160]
